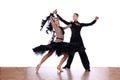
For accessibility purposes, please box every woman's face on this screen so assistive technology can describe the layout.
[54,18,60,26]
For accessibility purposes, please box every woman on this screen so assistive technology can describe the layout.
[33,13,71,73]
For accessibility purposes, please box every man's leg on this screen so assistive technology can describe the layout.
[63,52,75,69]
[78,51,90,71]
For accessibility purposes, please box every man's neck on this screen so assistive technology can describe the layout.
[74,20,78,22]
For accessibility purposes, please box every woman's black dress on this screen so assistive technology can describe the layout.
[33,27,85,56]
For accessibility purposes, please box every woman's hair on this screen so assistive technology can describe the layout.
[40,13,54,34]
[54,17,59,20]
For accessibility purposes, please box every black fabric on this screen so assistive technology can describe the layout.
[65,51,90,69]
[78,51,90,69]
[33,42,85,56]
[57,14,96,70]
[33,42,55,55]
[57,14,96,48]
[40,13,54,34]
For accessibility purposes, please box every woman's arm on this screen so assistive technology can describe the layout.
[63,24,72,30]
[50,16,56,29]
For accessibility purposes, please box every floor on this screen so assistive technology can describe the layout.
[0,67,120,80]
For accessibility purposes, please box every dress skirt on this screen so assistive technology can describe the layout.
[33,42,85,56]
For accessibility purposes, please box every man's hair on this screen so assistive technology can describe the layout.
[74,13,79,17]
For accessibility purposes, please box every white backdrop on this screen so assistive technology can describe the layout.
[0,0,120,67]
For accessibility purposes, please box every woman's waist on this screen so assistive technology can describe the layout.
[55,37,64,42]
[56,37,64,40]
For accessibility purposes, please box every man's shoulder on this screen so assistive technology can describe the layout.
[70,21,74,23]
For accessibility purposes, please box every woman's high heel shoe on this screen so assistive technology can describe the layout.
[57,66,63,72]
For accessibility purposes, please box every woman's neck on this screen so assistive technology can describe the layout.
[56,24,60,27]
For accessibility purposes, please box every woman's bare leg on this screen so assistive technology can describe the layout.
[35,50,54,73]
[57,54,68,72]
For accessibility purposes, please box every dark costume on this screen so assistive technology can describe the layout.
[33,26,85,56]
[33,13,85,56]
[57,14,97,70]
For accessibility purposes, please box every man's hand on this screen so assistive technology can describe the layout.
[95,16,99,20]
[53,9,57,14]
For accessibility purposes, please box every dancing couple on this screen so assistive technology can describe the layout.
[33,9,99,73]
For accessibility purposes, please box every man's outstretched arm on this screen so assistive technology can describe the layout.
[81,16,99,26]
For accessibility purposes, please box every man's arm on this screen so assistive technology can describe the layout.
[81,16,99,26]
[53,9,70,25]
[56,14,70,25]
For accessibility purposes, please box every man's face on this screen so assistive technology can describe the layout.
[73,13,78,21]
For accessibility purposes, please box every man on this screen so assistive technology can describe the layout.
[54,9,99,71]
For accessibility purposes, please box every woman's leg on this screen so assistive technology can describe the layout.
[57,53,68,72]
[35,50,54,73]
